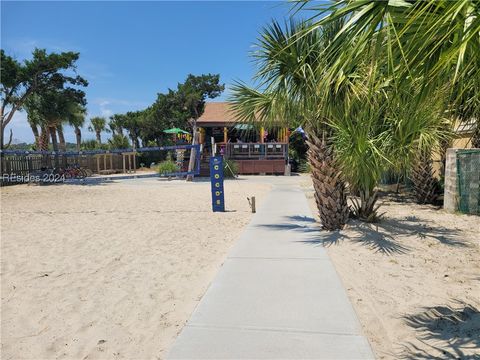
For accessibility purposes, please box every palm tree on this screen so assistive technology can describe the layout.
[48,120,61,153]
[25,101,42,150]
[122,111,143,149]
[383,85,452,204]
[57,124,67,152]
[108,114,125,137]
[231,19,352,230]
[66,103,86,151]
[232,11,460,224]
[25,88,86,155]
[299,0,479,146]
[301,0,479,87]
[88,116,107,145]
[24,93,54,152]
[28,119,41,149]
[55,100,87,153]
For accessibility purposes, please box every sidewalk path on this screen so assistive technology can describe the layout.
[167,180,374,359]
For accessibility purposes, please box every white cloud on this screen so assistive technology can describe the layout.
[92,98,148,108]
[100,108,113,117]
[89,97,149,119]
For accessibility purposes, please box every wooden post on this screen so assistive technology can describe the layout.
[109,154,113,172]
[260,127,265,143]
[133,152,136,173]
[224,127,228,143]
[248,196,256,213]
[186,125,199,182]
[123,154,126,173]
[96,155,100,173]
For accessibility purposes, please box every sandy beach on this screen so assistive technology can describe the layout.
[301,176,480,359]
[2,175,479,360]
[1,178,270,359]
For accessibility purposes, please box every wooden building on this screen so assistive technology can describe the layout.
[197,102,290,175]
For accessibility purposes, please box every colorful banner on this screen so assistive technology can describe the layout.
[209,156,225,212]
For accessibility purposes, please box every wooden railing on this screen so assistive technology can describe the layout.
[1,153,125,185]
[222,143,288,160]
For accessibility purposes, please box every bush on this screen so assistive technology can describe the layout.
[288,131,308,172]
[298,159,311,173]
[138,151,168,168]
[81,139,99,150]
[108,134,130,150]
[223,159,239,178]
[81,139,108,151]
[158,160,179,175]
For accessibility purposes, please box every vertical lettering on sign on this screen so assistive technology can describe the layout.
[210,156,225,212]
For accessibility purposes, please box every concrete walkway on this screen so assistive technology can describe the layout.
[167,180,374,359]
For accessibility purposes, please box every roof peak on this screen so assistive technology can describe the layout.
[198,102,235,125]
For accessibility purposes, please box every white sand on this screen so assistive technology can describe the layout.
[301,176,480,359]
[1,178,270,359]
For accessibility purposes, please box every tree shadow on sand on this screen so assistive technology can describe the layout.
[378,215,468,248]
[256,216,321,233]
[399,302,480,359]
[259,212,470,256]
[281,215,410,255]
[256,215,409,255]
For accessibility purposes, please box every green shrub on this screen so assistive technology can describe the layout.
[298,159,311,173]
[81,139,108,150]
[288,132,308,172]
[81,139,100,150]
[158,160,179,175]
[223,159,239,178]
[108,134,130,150]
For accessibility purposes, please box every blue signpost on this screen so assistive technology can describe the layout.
[210,156,225,212]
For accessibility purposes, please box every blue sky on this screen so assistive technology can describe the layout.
[1,1,296,143]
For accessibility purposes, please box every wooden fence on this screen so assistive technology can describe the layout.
[1,153,125,185]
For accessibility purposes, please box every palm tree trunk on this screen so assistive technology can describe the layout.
[57,125,66,152]
[49,126,59,152]
[410,150,439,204]
[307,133,349,230]
[57,125,68,168]
[96,131,101,144]
[39,125,49,151]
[129,135,140,149]
[29,122,40,149]
[74,126,82,151]
[438,137,451,178]
[50,126,60,168]
[38,125,50,168]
